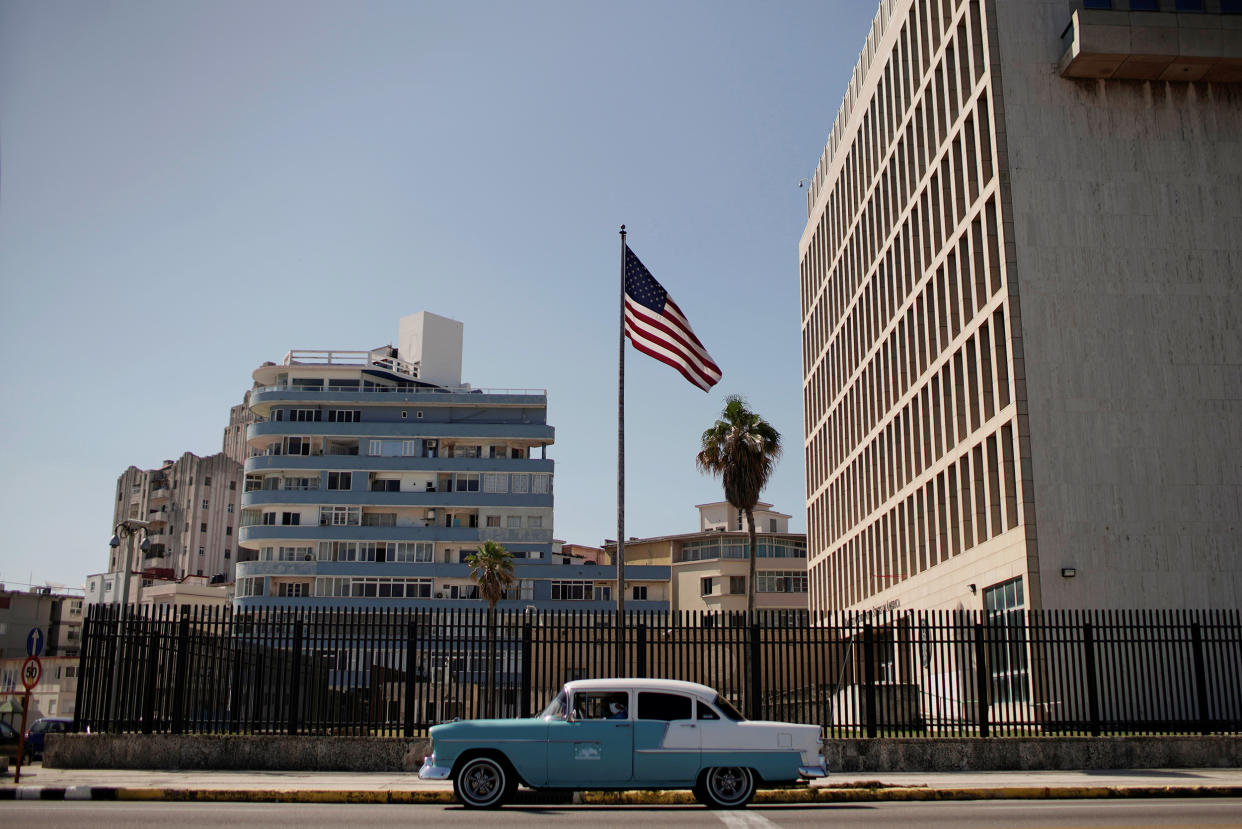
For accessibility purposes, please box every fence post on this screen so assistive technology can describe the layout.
[287,619,303,736]
[747,618,762,721]
[863,624,877,739]
[171,611,190,735]
[520,617,533,719]
[72,611,93,734]
[636,622,647,679]
[404,617,418,737]
[1082,620,1100,737]
[973,621,989,738]
[142,625,159,734]
[1190,621,1211,736]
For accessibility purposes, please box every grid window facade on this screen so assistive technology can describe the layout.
[800,0,1025,612]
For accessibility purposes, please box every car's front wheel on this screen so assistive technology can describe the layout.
[697,766,755,808]
[453,755,510,809]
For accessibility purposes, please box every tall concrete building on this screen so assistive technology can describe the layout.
[235,312,669,609]
[800,0,1242,616]
[88,450,244,605]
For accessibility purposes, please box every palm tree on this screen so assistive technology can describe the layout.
[466,540,515,717]
[696,395,782,616]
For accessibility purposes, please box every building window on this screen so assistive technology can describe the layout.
[200,522,208,532]
[201,500,209,510]
[225,526,232,536]
[593,585,611,601]
[198,547,205,556]
[320,506,360,526]
[550,580,593,601]
[486,515,501,528]
[729,576,746,595]
[328,409,361,423]
[204,476,212,486]
[229,480,236,490]
[757,571,807,593]
[1174,0,1203,9]
[224,549,231,559]
[278,582,308,597]
[227,503,234,513]
[281,512,300,526]
[327,472,352,490]
[288,409,320,422]
[984,576,1029,704]
[528,516,542,529]
[701,577,714,596]
[507,516,522,528]
[454,473,480,492]
[632,585,648,601]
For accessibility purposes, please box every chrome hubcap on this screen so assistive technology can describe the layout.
[710,767,747,799]
[466,764,499,799]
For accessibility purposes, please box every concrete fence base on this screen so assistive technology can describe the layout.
[45,734,1242,773]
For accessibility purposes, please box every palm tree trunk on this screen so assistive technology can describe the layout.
[745,506,757,618]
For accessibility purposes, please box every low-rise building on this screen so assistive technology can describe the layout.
[605,502,808,613]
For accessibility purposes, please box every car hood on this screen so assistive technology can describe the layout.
[429,717,545,741]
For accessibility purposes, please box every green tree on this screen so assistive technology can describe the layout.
[696,395,782,616]
[466,540,515,717]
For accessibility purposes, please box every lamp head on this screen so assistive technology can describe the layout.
[109,535,121,549]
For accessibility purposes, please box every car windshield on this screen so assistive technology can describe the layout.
[712,694,745,721]
[30,720,51,733]
[540,690,567,719]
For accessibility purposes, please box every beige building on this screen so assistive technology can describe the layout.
[0,587,84,722]
[606,502,808,613]
[88,450,244,606]
[800,0,1242,616]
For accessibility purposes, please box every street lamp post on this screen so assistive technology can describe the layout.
[109,520,151,608]
[107,519,149,731]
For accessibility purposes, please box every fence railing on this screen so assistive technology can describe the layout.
[74,606,1242,738]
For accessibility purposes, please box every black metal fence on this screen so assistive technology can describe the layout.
[74,605,1242,738]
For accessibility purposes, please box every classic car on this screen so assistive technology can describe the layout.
[420,677,827,808]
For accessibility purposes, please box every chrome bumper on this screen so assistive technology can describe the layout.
[419,754,452,780]
[798,756,828,779]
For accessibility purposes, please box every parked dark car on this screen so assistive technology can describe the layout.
[24,716,73,760]
[0,720,19,757]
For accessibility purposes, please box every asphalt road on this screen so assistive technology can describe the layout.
[4,799,1242,828]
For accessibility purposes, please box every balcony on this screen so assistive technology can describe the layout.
[1060,7,1242,82]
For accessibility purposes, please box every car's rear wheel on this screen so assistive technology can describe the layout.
[697,766,755,808]
[453,755,510,809]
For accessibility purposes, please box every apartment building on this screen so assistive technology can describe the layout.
[800,0,1242,616]
[235,311,668,609]
[0,587,84,721]
[87,451,243,606]
[605,502,808,613]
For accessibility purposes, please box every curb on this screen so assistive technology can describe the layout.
[3,785,1241,804]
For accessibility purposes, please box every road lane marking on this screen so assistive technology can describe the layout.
[715,810,781,829]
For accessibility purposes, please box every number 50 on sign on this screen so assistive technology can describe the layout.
[22,656,42,690]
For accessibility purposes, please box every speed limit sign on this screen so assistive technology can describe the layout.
[21,655,42,690]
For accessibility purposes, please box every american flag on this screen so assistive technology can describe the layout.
[623,245,721,392]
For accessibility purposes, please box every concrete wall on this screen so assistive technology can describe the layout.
[993,1,1242,608]
[46,733,1242,773]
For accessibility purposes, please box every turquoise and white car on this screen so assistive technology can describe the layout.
[419,677,827,809]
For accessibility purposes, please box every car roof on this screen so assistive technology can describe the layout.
[563,678,719,701]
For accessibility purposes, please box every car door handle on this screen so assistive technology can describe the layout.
[615,723,631,728]
[678,723,696,728]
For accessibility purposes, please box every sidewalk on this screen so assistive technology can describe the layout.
[4,765,1241,804]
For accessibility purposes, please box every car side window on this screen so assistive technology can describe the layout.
[637,692,692,721]
[696,701,720,720]
[573,691,627,720]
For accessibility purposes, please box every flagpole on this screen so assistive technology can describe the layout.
[616,224,627,678]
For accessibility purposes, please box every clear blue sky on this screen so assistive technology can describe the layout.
[0,0,877,591]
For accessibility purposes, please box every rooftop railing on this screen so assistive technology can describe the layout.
[253,383,546,397]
